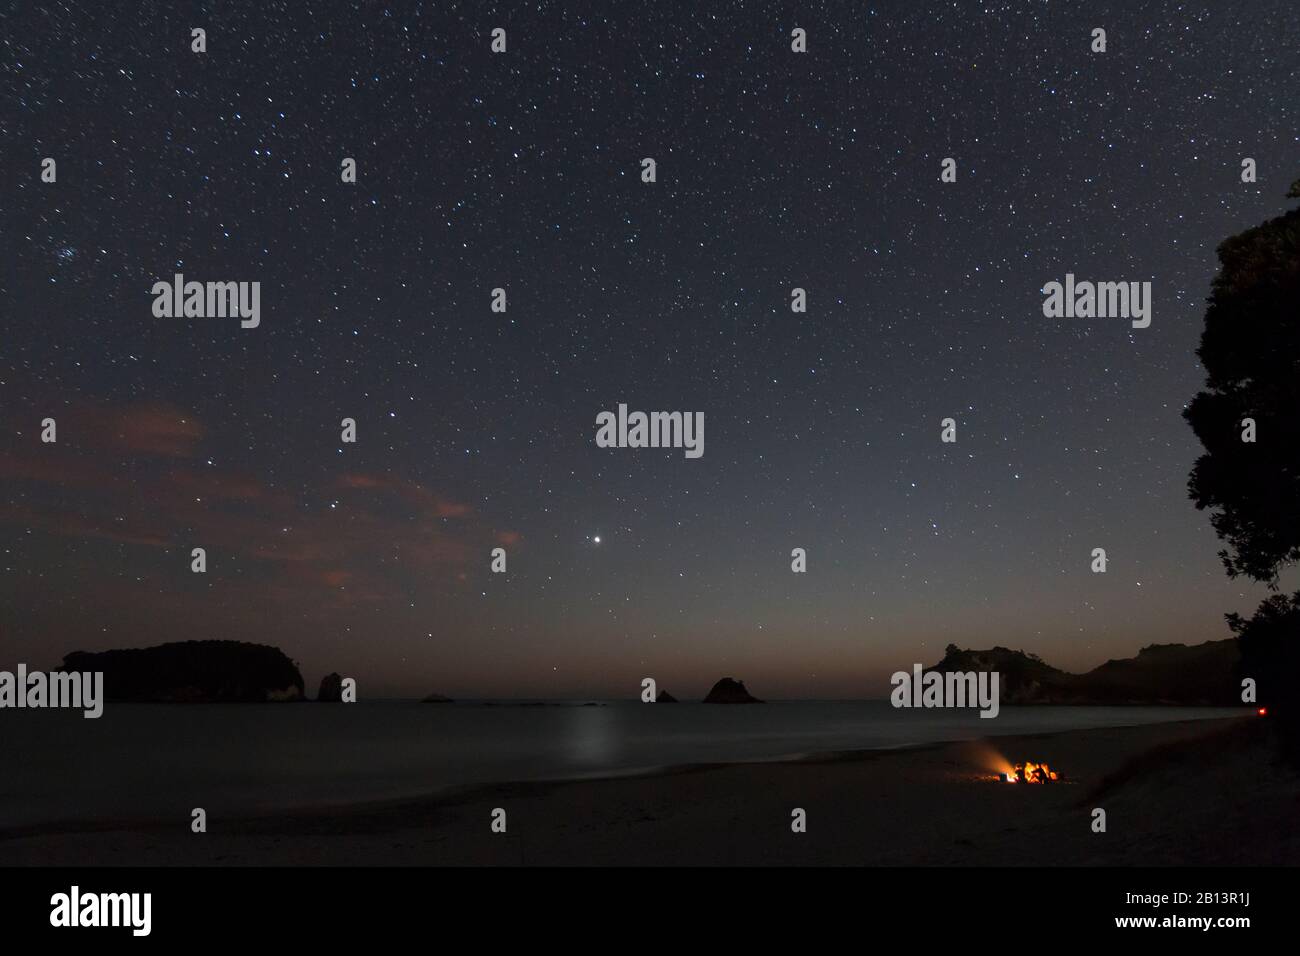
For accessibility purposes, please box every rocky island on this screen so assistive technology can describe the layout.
[59,640,305,703]
[702,678,763,704]
[317,673,344,702]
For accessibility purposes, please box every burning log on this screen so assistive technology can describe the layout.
[1014,761,1058,783]
[994,761,1060,783]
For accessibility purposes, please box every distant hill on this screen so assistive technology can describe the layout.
[60,640,305,702]
[929,640,1241,705]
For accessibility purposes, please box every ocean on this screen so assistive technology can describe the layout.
[1,701,1231,827]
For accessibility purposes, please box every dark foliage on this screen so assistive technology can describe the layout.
[1228,592,1300,761]
[1185,181,1300,584]
[1186,179,1300,761]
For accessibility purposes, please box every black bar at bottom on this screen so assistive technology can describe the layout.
[0,866,1273,942]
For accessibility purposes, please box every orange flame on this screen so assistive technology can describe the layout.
[988,761,1060,783]
[1006,761,1058,784]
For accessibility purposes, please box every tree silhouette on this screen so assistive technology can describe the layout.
[1186,178,1300,759]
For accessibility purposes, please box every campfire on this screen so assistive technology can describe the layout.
[998,761,1060,784]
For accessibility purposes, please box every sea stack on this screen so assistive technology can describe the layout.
[656,690,679,703]
[317,672,343,702]
[703,678,763,704]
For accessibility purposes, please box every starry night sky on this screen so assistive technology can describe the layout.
[3,1,1298,699]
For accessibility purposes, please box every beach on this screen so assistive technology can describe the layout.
[4,715,1294,866]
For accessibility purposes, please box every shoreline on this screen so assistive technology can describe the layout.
[0,712,1231,837]
[5,714,1295,865]
[2,705,1237,834]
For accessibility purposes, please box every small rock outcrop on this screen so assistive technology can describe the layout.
[317,672,343,702]
[656,690,679,703]
[421,692,454,703]
[703,678,763,704]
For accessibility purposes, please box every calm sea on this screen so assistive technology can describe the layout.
[1,701,1231,827]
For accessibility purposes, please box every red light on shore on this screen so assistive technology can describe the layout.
[1258,707,1267,716]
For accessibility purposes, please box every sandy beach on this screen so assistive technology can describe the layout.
[3,715,1295,866]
